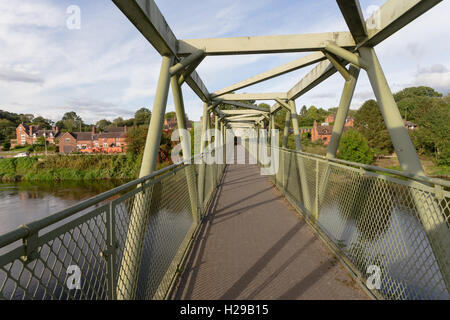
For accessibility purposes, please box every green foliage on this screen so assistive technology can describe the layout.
[338,129,374,164]
[393,86,442,102]
[134,108,151,126]
[354,99,393,154]
[96,119,112,131]
[31,116,53,129]
[2,141,11,151]
[57,111,83,131]
[164,111,176,119]
[0,155,140,182]
[126,126,148,156]
[297,105,330,127]
[410,97,450,165]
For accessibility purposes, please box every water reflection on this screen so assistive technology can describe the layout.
[0,180,128,236]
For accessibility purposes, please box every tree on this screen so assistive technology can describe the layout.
[337,129,374,164]
[354,99,393,154]
[164,111,176,119]
[58,111,83,131]
[31,116,53,129]
[112,117,124,127]
[19,114,34,123]
[134,108,151,126]
[2,141,11,151]
[297,105,329,127]
[300,105,307,117]
[126,126,148,156]
[411,97,450,165]
[393,86,442,102]
[96,119,112,131]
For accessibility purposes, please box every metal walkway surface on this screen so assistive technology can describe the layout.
[173,154,369,300]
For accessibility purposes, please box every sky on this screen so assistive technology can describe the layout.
[0,0,449,124]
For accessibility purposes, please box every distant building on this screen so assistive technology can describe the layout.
[13,123,60,147]
[311,116,354,145]
[59,126,128,154]
[403,120,418,130]
[163,117,193,131]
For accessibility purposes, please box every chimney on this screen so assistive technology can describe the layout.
[124,125,127,133]
[55,126,59,133]
[92,126,96,134]
[29,125,33,136]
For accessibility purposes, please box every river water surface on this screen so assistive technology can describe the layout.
[0,180,127,236]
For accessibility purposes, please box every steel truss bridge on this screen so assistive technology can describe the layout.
[0,0,449,300]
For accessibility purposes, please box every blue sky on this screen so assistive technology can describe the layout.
[0,0,449,123]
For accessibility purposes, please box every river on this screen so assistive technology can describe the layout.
[0,180,128,236]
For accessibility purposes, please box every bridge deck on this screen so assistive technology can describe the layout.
[174,151,368,300]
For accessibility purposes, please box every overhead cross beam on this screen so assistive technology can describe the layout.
[217,100,270,112]
[211,52,326,98]
[286,0,442,101]
[216,92,288,101]
[178,32,355,56]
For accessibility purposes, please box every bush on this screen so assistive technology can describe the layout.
[2,142,11,151]
[338,129,374,165]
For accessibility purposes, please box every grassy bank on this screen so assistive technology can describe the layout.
[0,155,143,182]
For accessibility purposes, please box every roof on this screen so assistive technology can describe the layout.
[105,127,126,133]
[71,132,95,141]
[95,131,126,139]
[317,125,333,135]
[35,129,60,138]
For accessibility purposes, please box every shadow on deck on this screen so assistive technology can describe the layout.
[173,149,369,300]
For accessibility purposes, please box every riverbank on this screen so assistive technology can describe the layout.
[0,154,142,182]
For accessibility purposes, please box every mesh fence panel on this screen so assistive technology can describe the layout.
[0,160,225,300]
[271,148,450,300]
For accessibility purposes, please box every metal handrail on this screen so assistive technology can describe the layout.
[275,146,450,188]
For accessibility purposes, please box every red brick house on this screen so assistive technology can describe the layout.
[59,126,128,154]
[13,123,60,147]
[163,117,192,131]
[311,117,353,146]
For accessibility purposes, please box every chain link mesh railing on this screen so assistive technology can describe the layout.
[268,147,450,300]
[0,153,225,300]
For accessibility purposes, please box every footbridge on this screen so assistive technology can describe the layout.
[0,0,449,300]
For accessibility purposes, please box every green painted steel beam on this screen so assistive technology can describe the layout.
[220,109,268,115]
[117,54,174,300]
[216,92,288,101]
[286,0,441,101]
[169,49,205,75]
[360,0,443,48]
[218,100,271,112]
[178,32,355,56]
[211,52,325,98]
[112,0,209,101]
[325,43,367,69]
[323,51,352,81]
[336,0,368,44]
[326,65,360,158]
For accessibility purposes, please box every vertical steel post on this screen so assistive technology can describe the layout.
[326,65,360,158]
[282,110,291,149]
[197,103,208,213]
[171,74,199,224]
[360,46,450,291]
[117,55,174,300]
[359,47,423,174]
[317,66,360,206]
[289,100,313,216]
[214,115,220,186]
